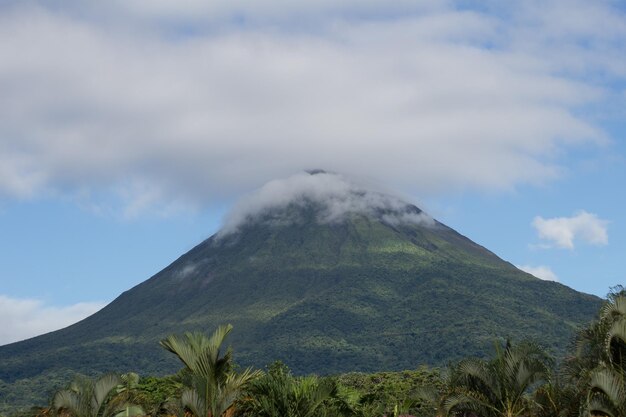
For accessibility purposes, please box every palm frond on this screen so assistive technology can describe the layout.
[587,391,618,417]
[601,296,626,321]
[589,367,625,409]
[54,390,84,417]
[181,388,206,417]
[606,320,626,353]
[160,333,204,373]
[91,373,122,416]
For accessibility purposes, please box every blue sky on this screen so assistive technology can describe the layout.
[0,0,625,345]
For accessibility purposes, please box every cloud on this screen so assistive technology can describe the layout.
[0,295,105,346]
[219,171,434,235]
[517,264,559,282]
[532,210,609,249]
[0,1,622,213]
[175,262,199,279]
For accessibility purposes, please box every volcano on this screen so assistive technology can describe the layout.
[0,171,601,408]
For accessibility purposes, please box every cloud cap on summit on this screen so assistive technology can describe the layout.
[218,171,435,236]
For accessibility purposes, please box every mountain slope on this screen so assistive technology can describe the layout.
[0,172,602,409]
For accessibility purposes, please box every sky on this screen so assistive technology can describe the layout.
[0,0,625,345]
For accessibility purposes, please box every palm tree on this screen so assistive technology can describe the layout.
[416,371,458,417]
[160,324,260,417]
[53,374,121,417]
[237,363,337,417]
[570,290,626,379]
[107,373,146,417]
[443,340,551,417]
[585,291,626,417]
[603,293,626,371]
[533,374,581,417]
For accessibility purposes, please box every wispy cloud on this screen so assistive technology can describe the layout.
[0,295,105,346]
[219,171,434,235]
[0,1,623,214]
[517,264,559,282]
[532,210,609,249]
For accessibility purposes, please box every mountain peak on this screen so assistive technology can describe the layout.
[218,171,434,236]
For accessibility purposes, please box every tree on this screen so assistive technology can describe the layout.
[585,290,626,417]
[133,374,183,417]
[53,374,121,417]
[107,373,146,417]
[568,289,626,385]
[160,324,260,417]
[443,340,551,417]
[237,362,339,417]
[416,371,457,417]
[533,374,581,417]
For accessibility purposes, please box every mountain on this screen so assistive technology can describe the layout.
[0,171,601,409]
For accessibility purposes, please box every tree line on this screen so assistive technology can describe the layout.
[5,288,626,417]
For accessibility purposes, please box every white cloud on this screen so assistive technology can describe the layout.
[0,295,105,346]
[0,1,622,213]
[517,264,559,282]
[532,210,609,249]
[219,171,434,235]
[175,262,198,279]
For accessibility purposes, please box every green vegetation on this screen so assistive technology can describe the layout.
[0,202,603,410]
[159,325,260,417]
[442,341,551,417]
[1,288,624,417]
[577,291,626,417]
[53,374,124,417]
[238,362,340,417]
